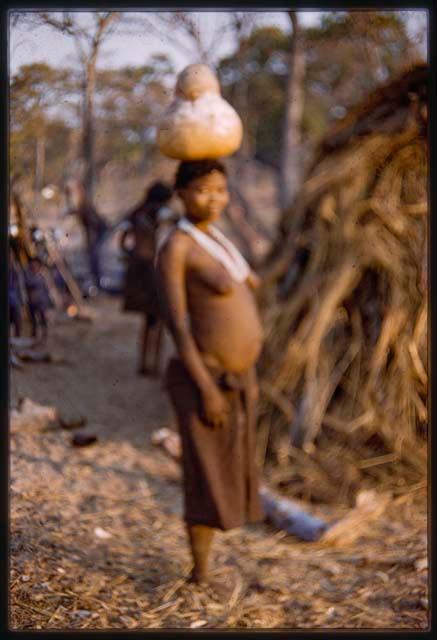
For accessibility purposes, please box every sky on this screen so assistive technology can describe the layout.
[9,10,428,77]
[9,11,311,75]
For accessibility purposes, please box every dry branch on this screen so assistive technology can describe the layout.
[259,64,428,488]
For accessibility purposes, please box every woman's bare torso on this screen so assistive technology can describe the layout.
[127,208,156,260]
[134,229,155,260]
[183,233,264,373]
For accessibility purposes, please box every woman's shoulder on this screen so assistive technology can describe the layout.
[157,227,191,261]
[164,226,190,246]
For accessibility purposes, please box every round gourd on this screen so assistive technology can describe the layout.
[175,64,220,101]
[157,64,243,160]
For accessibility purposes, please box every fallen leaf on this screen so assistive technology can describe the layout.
[72,433,97,447]
[190,620,207,628]
[94,526,112,540]
[326,606,336,622]
[415,557,428,572]
[73,610,91,619]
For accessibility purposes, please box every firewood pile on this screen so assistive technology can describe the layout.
[258,64,428,497]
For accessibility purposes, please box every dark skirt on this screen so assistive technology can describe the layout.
[165,358,264,531]
[123,256,159,315]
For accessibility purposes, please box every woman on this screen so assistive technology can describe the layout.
[156,160,264,586]
[120,181,173,376]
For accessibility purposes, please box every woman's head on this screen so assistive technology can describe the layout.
[28,257,42,272]
[137,181,173,224]
[174,160,229,224]
[145,181,173,206]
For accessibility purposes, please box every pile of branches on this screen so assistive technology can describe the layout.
[258,64,428,481]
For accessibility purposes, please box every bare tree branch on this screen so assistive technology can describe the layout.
[280,10,306,210]
[20,11,124,197]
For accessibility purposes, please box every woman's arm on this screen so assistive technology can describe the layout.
[157,233,230,428]
[119,229,129,253]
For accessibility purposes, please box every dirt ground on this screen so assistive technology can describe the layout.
[9,295,429,630]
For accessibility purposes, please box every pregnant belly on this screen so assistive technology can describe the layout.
[189,288,264,373]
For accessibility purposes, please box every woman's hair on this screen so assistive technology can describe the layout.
[174,160,227,191]
[145,181,173,205]
[132,181,173,224]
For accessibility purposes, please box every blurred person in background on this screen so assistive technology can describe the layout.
[24,257,54,341]
[120,181,175,376]
[64,178,108,292]
[9,246,25,338]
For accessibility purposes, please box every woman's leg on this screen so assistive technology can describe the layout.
[39,309,48,342]
[28,305,38,338]
[10,304,21,337]
[165,360,218,584]
[138,313,150,375]
[88,241,101,288]
[150,319,164,375]
[187,524,215,584]
[139,314,162,376]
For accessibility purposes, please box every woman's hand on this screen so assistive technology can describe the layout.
[200,384,231,428]
[247,366,259,404]
[247,270,261,290]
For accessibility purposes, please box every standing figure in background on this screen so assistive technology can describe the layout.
[9,247,24,337]
[24,257,53,341]
[156,160,265,586]
[51,263,72,312]
[10,191,36,266]
[64,178,108,290]
[120,181,174,376]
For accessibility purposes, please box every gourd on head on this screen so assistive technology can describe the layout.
[175,64,220,101]
[157,63,243,161]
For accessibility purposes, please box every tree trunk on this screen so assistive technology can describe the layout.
[141,129,150,172]
[34,134,45,192]
[82,57,97,199]
[279,12,306,211]
[232,16,254,179]
[226,15,274,252]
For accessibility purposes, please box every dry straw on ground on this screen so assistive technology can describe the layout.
[10,397,428,630]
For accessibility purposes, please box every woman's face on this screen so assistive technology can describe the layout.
[178,170,230,224]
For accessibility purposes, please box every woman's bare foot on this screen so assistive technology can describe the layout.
[187,568,208,585]
[186,566,242,601]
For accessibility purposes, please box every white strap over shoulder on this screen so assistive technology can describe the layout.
[176,217,250,282]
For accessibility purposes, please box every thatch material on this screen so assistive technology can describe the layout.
[259,64,428,475]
